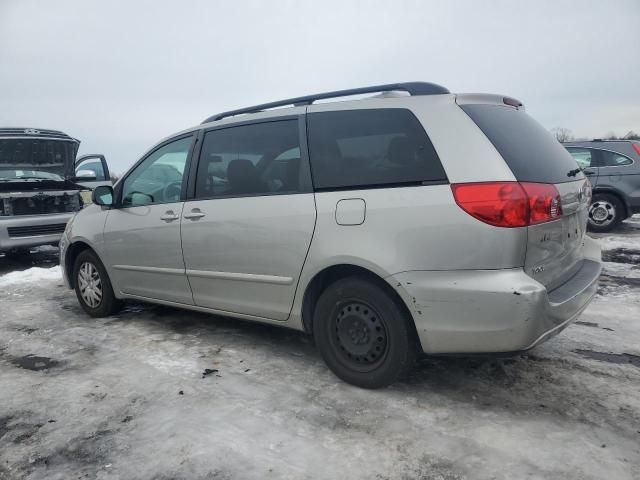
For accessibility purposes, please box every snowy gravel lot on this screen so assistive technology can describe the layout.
[1,220,639,480]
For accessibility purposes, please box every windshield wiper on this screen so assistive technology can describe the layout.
[567,167,583,177]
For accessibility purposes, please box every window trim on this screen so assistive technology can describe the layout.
[186,115,312,201]
[566,146,635,168]
[114,132,197,209]
[305,107,449,192]
[594,147,634,168]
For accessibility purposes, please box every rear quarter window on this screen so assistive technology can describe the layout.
[307,109,447,190]
[461,104,584,183]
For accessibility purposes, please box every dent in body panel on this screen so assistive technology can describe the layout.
[288,184,528,329]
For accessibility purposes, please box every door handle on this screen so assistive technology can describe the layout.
[584,169,596,176]
[160,211,179,222]
[184,209,205,220]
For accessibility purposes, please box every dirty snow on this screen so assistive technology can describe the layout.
[0,265,62,288]
[0,217,639,479]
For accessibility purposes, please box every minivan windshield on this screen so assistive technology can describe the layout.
[0,139,76,181]
[460,104,585,184]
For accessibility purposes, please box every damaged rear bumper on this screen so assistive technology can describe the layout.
[388,237,602,354]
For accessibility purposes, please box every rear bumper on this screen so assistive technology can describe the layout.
[389,236,602,354]
[0,213,73,252]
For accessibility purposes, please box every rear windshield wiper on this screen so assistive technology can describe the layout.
[567,167,583,177]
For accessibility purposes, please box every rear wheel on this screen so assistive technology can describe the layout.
[73,249,121,317]
[588,193,624,233]
[313,276,417,388]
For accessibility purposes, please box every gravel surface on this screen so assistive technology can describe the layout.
[0,220,639,480]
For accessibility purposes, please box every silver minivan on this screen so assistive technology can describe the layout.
[60,83,601,388]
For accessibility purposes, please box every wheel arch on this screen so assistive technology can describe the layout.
[300,263,415,337]
[64,240,96,288]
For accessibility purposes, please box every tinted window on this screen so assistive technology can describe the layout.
[600,150,632,167]
[122,136,192,206]
[461,104,585,183]
[566,147,594,169]
[195,120,302,198]
[307,109,446,190]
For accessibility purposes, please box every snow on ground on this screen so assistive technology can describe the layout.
[0,217,639,479]
[0,266,62,288]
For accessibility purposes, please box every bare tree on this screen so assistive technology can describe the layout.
[110,171,120,183]
[550,127,573,142]
[604,131,618,140]
[622,130,640,140]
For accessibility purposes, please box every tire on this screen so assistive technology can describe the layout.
[587,193,625,233]
[313,276,417,388]
[73,249,121,317]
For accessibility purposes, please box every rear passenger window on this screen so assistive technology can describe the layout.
[566,148,594,168]
[600,150,633,167]
[195,120,303,198]
[461,104,585,184]
[307,109,447,190]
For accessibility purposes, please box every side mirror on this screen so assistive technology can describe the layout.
[74,169,98,181]
[92,185,114,207]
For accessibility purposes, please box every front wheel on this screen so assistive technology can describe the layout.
[313,276,417,388]
[73,249,121,317]
[588,193,624,233]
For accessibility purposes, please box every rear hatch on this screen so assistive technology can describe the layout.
[458,98,591,290]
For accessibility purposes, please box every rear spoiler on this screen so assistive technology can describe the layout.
[455,93,525,110]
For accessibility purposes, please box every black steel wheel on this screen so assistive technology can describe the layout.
[333,301,388,371]
[313,276,417,388]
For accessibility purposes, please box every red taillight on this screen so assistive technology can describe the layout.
[632,143,640,156]
[451,181,563,228]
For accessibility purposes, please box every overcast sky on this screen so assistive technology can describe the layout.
[1,0,639,172]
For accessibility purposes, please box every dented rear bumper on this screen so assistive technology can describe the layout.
[388,236,602,354]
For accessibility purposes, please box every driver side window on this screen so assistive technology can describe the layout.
[122,136,192,207]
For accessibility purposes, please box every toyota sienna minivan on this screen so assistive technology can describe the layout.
[60,82,601,388]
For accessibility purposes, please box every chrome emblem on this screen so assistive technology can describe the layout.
[24,128,40,135]
[532,265,545,274]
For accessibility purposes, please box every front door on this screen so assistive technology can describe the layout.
[75,154,112,189]
[103,135,195,304]
[181,117,316,320]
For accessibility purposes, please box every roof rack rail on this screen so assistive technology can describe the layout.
[201,81,450,124]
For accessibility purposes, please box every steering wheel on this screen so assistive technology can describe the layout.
[162,181,183,202]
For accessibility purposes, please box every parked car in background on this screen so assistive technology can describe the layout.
[564,139,640,232]
[60,82,601,388]
[0,127,110,256]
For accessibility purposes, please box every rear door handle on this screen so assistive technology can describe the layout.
[160,211,179,222]
[184,209,205,220]
[583,169,596,176]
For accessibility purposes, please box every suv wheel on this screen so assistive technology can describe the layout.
[73,249,121,317]
[588,193,624,233]
[313,276,417,388]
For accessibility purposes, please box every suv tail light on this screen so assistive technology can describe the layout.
[632,143,640,156]
[451,182,563,227]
